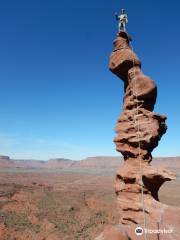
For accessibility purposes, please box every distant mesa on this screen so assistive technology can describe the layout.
[0,155,10,160]
[46,158,74,168]
[72,156,123,168]
[0,155,179,172]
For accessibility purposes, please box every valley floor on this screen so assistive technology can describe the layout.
[0,168,179,240]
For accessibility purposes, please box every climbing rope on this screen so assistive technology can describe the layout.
[130,42,148,240]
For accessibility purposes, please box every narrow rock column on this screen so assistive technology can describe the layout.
[109,31,175,236]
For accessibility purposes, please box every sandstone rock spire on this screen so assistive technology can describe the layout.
[107,24,177,240]
[95,11,180,240]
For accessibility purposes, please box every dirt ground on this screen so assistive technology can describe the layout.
[0,168,179,240]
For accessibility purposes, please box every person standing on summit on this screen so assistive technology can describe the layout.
[115,9,128,32]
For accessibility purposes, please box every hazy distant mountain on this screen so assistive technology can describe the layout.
[71,156,123,168]
[0,155,74,169]
[0,155,45,168]
[45,158,74,168]
[0,155,179,172]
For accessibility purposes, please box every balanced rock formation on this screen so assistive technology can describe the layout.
[107,31,180,240]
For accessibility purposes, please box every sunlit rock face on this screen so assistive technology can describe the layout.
[109,32,166,163]
[107,32,180,240]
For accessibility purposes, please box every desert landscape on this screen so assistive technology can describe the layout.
[0,1,180,239]
[0,155,179,240]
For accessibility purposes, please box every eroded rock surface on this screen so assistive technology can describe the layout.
[102,31,180,240]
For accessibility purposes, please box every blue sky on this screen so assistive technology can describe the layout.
[0,0,180,160]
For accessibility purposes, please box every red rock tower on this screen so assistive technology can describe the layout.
[107,9,178,240]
